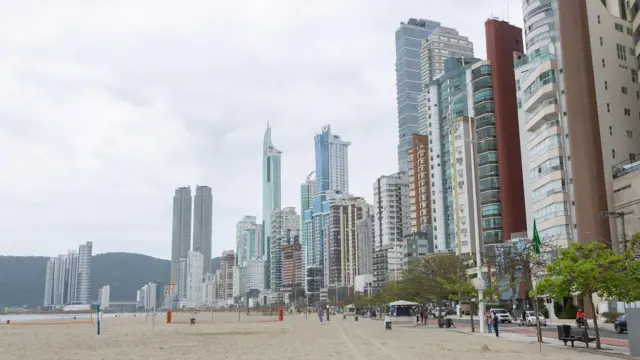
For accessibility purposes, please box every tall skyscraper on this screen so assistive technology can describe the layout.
[485,19,526,243]
[75,241,92,304]
[395,18,443,171]
[299,172,316,289]
[407,133,430,233]
[515,0,640,247]
[372,172,411,287]
[193,185,213,275]
[417,27,474,136]
[304,125,350,299]
[171,187,192,284]
[219,250,235,300]
[262,123,282,290]
[43,242,92,307]
[270,207,299,293]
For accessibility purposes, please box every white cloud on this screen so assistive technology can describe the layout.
[0,0,523,258]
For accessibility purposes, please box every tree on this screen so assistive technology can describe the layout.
[401,252,471,313]
[534,242,640,349]
[442,278,481,332]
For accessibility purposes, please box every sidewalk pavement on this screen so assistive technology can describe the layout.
[448,315,617,332]
[446,321,630,357]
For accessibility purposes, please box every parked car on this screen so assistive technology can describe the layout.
[489,308,513,323]
[523,311,547,326]
[614,314,627,334]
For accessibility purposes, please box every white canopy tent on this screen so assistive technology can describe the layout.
[388,300,419,306]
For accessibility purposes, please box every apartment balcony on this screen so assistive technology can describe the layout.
[531,169,566,195]
[530,147,564,170]
[523,81,557,113]
[528,125,562,151]
[538,213,571,231]
[525,99,559,132]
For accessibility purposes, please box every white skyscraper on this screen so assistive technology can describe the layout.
[245,259,266,293]
[186,251,204,304]
[236,216,262,266]
[372,172,411,285]
[75,241,93,304]
[43,242,92,307]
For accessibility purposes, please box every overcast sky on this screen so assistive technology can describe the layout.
[0,0,523,259]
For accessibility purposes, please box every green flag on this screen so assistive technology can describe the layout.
[532,219,541,254]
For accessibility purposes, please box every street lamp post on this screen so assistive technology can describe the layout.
[598,211,627,253]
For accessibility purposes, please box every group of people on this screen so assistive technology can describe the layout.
[485,311,501,337]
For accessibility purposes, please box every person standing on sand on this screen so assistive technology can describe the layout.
[317,307,324,323]
[492,311,500,337]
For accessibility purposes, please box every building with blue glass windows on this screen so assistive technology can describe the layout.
[302,125,350,301]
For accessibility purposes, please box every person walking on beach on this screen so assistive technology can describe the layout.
[317,307,324,323]
[485,312,493,333]
[492,311,500,337]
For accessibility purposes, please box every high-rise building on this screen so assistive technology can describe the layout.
[263,123,282,291]
[270,207,299,293]
[236,216,262,266]
[186,251,204,304]
[171,187,192,284]
[485,19,527,243]
[372,172,411,285]
[137,282,157,310]
[633,2,640,70]
[193,185,213,275]
[304,125,350,299]
[407,133,431,233]
[355,208,375,276]
[219,250,235,300]
[449,116,482,255]
[299,173,316,290]
[418,28,474,135]
[281,241,302,293]
[395,18,444,171]
[515,0,640,247]
[326,196,369,287]
[43,242,93,307]
[425,56,480,252]
[75,241,92,304]
[245,259,266,293]
[178,257,188,301]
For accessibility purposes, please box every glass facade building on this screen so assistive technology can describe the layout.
[395,18,442,171]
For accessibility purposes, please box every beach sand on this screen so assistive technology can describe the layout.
[0,312,617,360]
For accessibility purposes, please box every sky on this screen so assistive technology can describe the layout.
[0,0,523,259]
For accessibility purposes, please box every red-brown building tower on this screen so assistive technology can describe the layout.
[485,19,527,241]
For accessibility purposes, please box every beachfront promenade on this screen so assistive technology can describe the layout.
[0,313,628,359]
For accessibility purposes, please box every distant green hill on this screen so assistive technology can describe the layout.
[0,253,220,309]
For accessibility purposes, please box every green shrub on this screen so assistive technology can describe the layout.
[553,299,565,318]
[563,301,578,319]
[601,312,621,323]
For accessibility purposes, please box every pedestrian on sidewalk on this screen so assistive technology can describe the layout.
[492,311,500,337]
[485,312,493,333]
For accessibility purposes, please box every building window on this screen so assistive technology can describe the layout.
[627,130,634,139]
[605,81,608,90]
[602,59,606,68]
[617,44,627,61]
[615,23,624,32]
[607,103,611,112]
[610,126,613,135]
[613,149,616,159]
[625,108,631,116]
[632,69,638,83]
[600,37,603,46]
[598,15,601,23]
[622,86,628,94]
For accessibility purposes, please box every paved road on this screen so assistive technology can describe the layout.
[454,318,627,340]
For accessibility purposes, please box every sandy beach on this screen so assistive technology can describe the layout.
[0,312,620,360]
